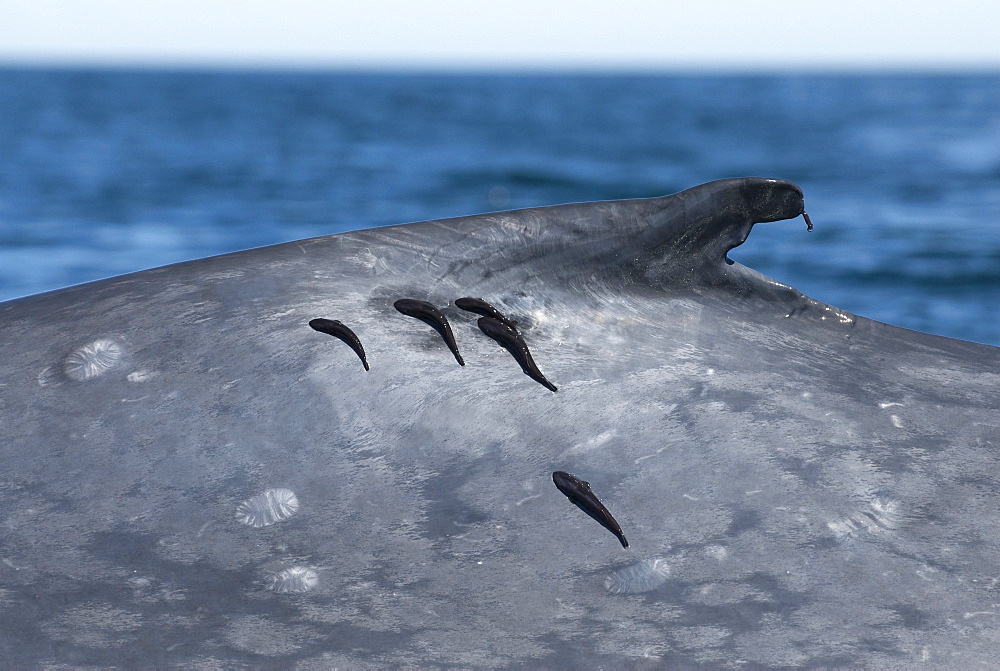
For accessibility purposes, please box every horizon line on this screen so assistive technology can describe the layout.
[2,56,1000,76]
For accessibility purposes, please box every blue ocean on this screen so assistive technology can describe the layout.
[0,68,997,345]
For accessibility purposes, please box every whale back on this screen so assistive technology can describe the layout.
[1,178,999,667]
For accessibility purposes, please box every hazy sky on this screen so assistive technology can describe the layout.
[2,0,1000,69]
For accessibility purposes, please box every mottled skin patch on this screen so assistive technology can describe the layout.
[606,558,670,594]
[63,338,123,381]
[235,488,300,528]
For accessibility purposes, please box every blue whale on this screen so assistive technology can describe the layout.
[1,178,998,666]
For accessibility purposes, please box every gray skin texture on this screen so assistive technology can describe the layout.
[1,177,998,667]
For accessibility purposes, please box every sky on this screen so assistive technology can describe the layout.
[2,0,1000,70]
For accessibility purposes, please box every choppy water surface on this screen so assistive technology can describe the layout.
[0,69,997,344]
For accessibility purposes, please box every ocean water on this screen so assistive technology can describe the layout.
[0,68,997,345]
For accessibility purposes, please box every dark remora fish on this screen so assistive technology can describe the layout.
[308,318,370,371]
[393,298,465,366]
[477,316,557,392]
[455,297,519,332]
[552,470,628,548]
